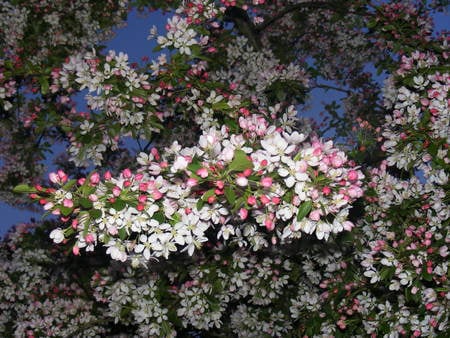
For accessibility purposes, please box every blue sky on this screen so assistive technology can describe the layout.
[1,7,448,238]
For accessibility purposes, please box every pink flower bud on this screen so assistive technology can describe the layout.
[261,176,273,188]
[71,219,78,229]
[265,218,275,231]
[43,202,54,210]
[260,195,270,205]
[343,221,354,231]
[151,147,160,160]
[243,168,252,176]
[239,208,248,220]
[90,172,100,185]
[57,170,68,183]
[49,172,59,184]
[72,245,80,256]
[246,196,256,206]
[122,168,132,178]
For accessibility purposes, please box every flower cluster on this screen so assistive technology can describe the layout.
[53,49,164,166]
[26,103,363,262]
[382,50,449,172]
[0,0,128,66]
[311,45,449,336]
[212,36,309,103]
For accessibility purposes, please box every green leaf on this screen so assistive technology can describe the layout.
[232,196,245,213]
[60,206,73,217]
[112,199,126,211]
[79,197,93,209]
[224,186,236,205]
[228,149,253,172]
[187,159,202,175]
[89,209,102,219]
[297,200,312,221]
[380,266,395,281]
[118,227,128,240]
[201,189,215,201]
[196,198,205,210]
[212,101,230,110]
[39,76,49,95]
[62,179,77,191]
[13,184,37,194]
[153,211,165,223]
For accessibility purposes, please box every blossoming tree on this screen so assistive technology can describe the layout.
[1,0,449,336]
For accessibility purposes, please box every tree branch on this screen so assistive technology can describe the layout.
[255,1,342,33]
[312,83,352,94]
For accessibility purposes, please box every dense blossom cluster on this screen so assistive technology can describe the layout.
[313,43,449,336]
[0,0,128,67]
[212,36,309,103]
[2,0,450,336]
[35,106,363,262]
[0,223,104,337]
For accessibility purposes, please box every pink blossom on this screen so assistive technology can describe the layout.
[186,178,198,187]
[347,185,363,198]
[63,199,73,208]
[196,167,208,178]
[112,186,121,197]
[309,209,321,221]
[347,170,359,181]
[236,175,248,186]
[85,233,95,243]
[322,186,331,195]
[49,170,68,185]
[153,190,163,200]
[331,155,344,168]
